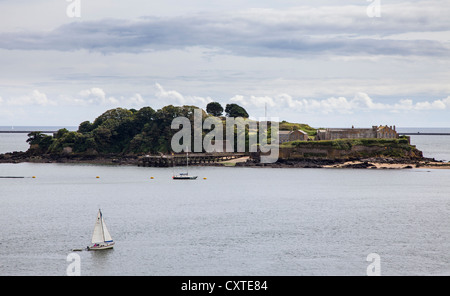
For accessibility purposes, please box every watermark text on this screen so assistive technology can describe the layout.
[66,0,81,18]
[367,0,381,18]
[66,252,81,276]
[171,109,279,163]
[366,253,381,276]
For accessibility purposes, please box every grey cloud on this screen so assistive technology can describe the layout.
[1,4,449,57]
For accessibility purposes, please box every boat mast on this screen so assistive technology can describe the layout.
[186,146,189,174]
[99,209,105,242]
[172,153,175,177]
[265,102,267,119]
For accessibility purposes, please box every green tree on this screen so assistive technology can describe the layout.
[26,131,53,153]
[93,126,113,152]
[92,108,133,129]
[55,128,69,139]
[206,102,224,117]
[39,135,54,152]
[25,104,263,156]
[26,132,46,145]
[133,107,156,130]
[78,121,93,134]
[225,103,249,118]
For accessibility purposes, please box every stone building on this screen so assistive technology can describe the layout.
[279,130,309,143]
[315,125,398,141]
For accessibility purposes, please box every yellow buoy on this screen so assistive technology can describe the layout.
[203,177,207,180]
[150,177,154,179]
[32,176,36,178]
[96,176,100,179]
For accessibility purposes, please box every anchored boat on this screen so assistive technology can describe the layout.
[173,148,197,180]
[173,172,198,180]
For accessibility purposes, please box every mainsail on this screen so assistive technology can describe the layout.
[91,209,113,244]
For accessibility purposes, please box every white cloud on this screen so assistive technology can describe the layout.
[229,95,245,105]
[78,87,120,105]
[58,88,148,107]
[442,96,450,105]
[351,92,388,110]
[31,90,52,105]
[154,83,212,106]
[3,87,450,117]
[229,91,450,114]
[231,95,276,108]
[5,90,55,106]
[391,97,450,111]
[393,99,413,111]
[124,93,145,106]
[155,83,185,103]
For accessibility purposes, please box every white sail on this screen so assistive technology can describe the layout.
[91,210,113,244]
[91,210,104,244]
[102,216,113,242]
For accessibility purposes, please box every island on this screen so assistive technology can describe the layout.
[1,103,449,169]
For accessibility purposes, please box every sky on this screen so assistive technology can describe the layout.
[0,0,449,128]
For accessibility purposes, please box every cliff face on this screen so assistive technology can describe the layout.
[277,138,423,161]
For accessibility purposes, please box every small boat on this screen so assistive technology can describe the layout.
[172,148,197,180]
[173,173,198,180]
[87,209,115,250]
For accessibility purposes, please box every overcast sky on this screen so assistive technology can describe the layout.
[0,0,449,127]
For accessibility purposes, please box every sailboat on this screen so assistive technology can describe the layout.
[173,148,197,180]
[87,209,115,250]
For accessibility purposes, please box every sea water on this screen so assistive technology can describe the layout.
[397,128,450,162]
[0,126,76,154]
[1,129,450,276]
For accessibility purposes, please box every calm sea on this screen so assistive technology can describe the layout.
[396,128,450,162]
[1,127,450,276]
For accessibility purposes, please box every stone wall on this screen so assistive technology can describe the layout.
[276,141,421,160]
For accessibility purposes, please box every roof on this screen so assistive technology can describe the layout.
[279,130,308,135]
[377,125,393,131]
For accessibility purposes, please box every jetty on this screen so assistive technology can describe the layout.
[0,130,57,134]
[398,132,450,136]
[140,153,247,167]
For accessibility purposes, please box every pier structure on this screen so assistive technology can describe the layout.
[0,130,58,134]
[139,153,247,167]
[398,132,450,136]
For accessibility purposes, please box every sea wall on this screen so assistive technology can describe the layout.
[274,138,423,161]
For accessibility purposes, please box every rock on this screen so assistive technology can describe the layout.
[342,161,375,169]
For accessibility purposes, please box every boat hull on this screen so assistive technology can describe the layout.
[88,242,115,250]
[173,176,198,180]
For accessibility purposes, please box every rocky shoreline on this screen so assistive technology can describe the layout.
[1,150,449,169]
[235,156,450,169]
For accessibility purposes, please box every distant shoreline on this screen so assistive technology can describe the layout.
[0,131,58,134]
